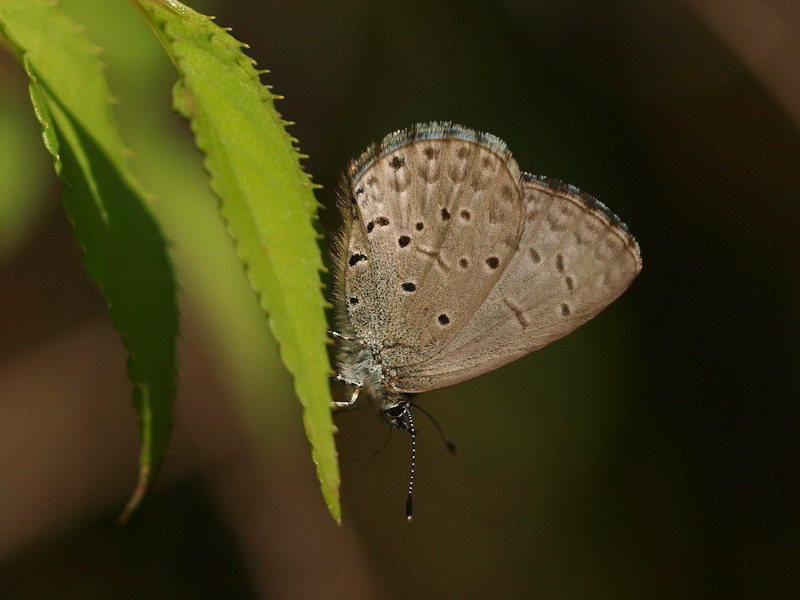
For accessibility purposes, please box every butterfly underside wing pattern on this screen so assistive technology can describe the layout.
[334,122,641,406]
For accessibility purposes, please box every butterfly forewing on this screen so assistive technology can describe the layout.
[396,174,642,392]
[342,125,526,367]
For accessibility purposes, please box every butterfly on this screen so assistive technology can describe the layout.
[331,122,641,518]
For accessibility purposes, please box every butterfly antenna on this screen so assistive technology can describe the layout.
[412,402,458,454]
[340,427,393,460]
[404,406,416,522]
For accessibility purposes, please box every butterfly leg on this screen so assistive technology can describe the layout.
[329,331,366,408]
[328,330,363,343]
[332,374,363,408]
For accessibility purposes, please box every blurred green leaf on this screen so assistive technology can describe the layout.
[0,0,179,520]
[0,90,49,263]
[134,0,339,521]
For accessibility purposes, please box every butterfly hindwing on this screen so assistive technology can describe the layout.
[397,174,641,392]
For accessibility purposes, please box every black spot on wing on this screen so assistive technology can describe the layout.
[348,253,367,266]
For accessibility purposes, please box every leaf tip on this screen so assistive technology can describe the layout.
[118,462,152,524]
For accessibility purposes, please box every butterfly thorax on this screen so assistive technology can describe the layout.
[336,336,409,415]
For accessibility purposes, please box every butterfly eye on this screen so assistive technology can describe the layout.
[384,404,405,419]
[384,404,413,433]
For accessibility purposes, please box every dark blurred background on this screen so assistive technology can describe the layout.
[0,0,796,598]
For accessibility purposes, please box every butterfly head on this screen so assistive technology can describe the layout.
[382,396,415,433]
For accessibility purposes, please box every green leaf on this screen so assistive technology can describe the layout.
[134,0,339,521]
[0,0,179,520]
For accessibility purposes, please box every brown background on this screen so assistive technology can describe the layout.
[0,1,796,598]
